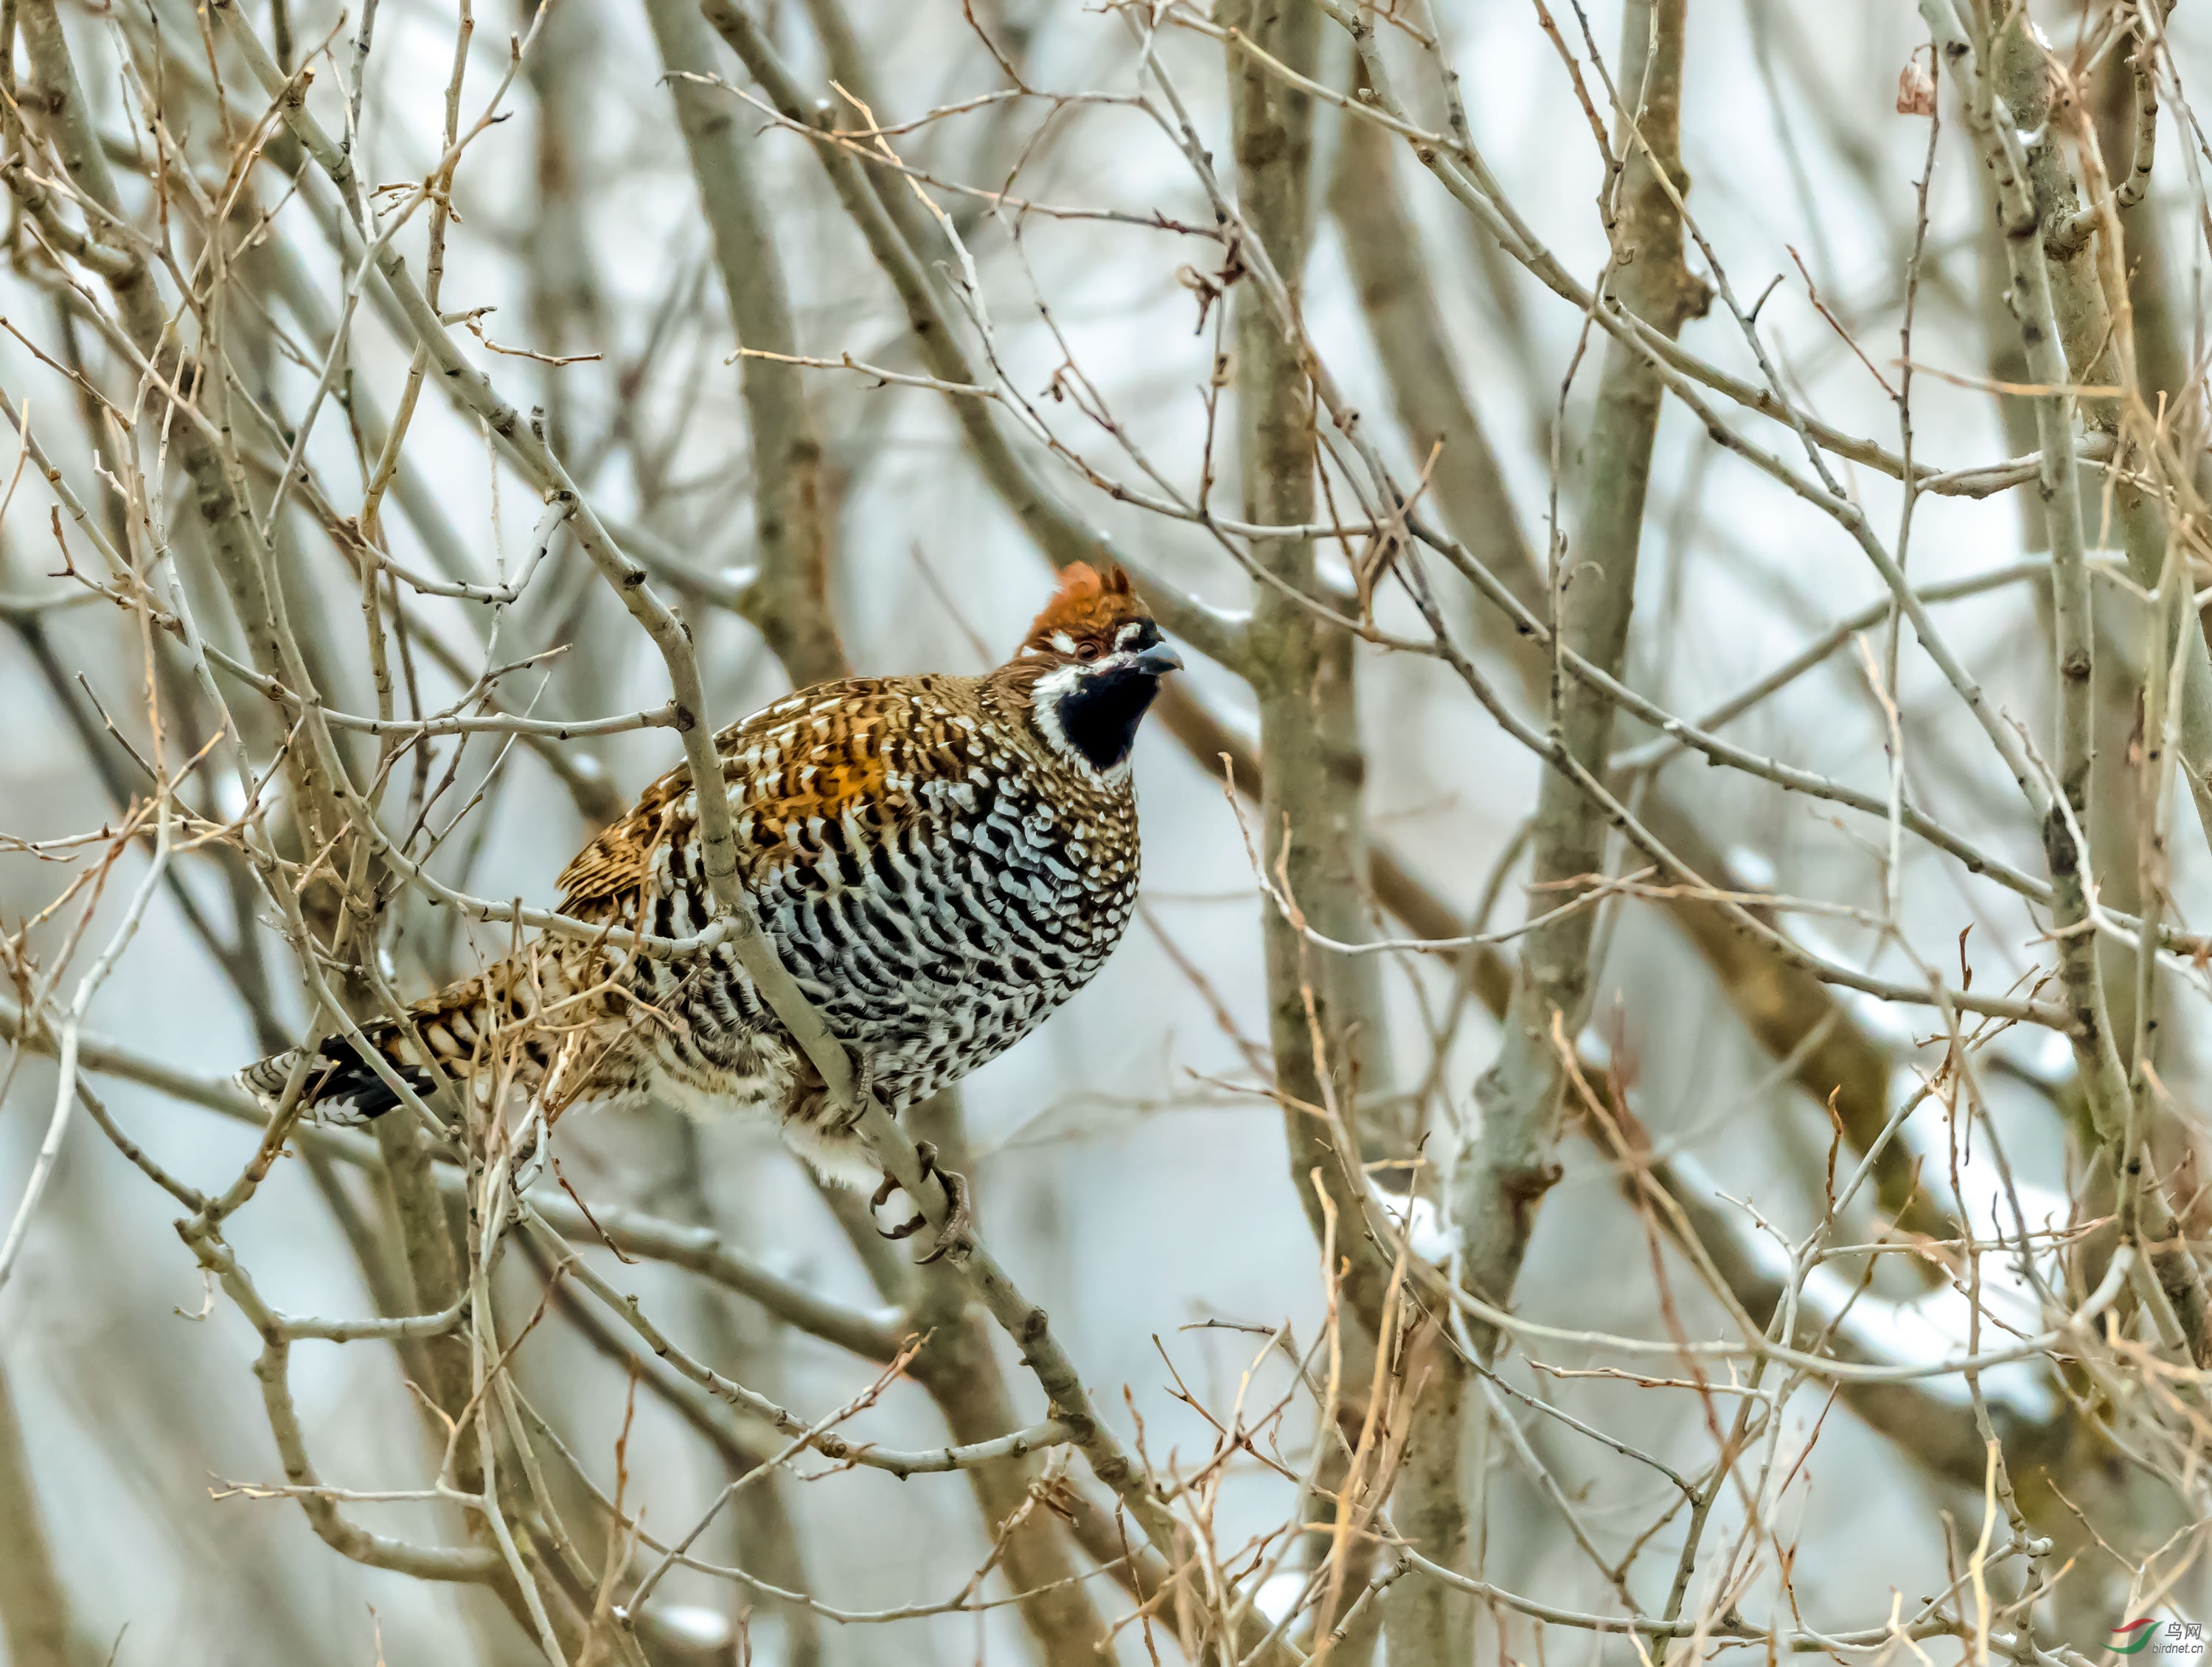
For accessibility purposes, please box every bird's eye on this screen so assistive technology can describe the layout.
[1076,642,1102,662]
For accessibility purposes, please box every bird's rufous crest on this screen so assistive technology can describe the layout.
[1020,562,1151,655]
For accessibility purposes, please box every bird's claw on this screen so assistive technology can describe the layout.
[868,1160,914,1234]
[870,1141,973,1266]
[830,1054,877,1133]
[916,1158,973,1267]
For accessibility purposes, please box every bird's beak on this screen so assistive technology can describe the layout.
[1129,643,1183,676]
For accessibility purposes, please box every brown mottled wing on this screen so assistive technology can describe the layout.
[555,770,683,923]
[554,678,966,919]
[719,679,992,902]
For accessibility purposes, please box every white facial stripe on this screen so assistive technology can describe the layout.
[1115,622,1143,645]
[1029,663,1081,759]
[1051,631,1078,655]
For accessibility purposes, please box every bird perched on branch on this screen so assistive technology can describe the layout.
[239,563,1181,1257]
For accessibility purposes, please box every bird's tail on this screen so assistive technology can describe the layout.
[237,972,515,1126]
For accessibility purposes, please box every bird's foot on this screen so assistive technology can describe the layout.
[869,1141,974,1267]
[916,1155,973,1267]
[867,1162,911,1234]
[827,1054,877,1133]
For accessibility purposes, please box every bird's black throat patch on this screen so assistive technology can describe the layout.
[1057,665,1164,771]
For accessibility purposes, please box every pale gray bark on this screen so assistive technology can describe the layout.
[1453,0,1705,1335]
[648,0,844,688]
[1935,0,2208,1357]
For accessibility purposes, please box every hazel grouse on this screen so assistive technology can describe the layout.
[240,563,1181,1250]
